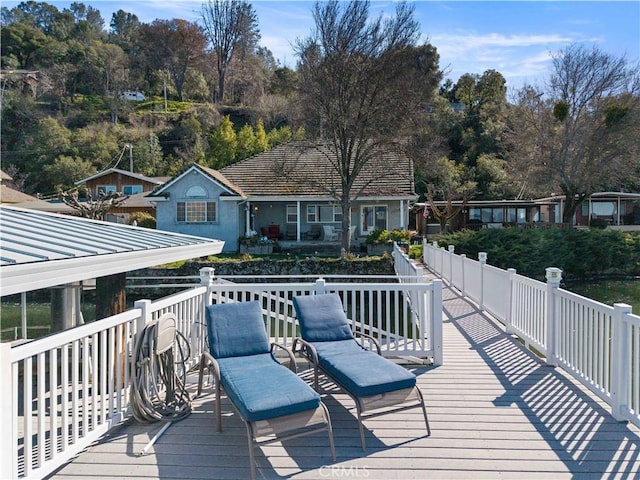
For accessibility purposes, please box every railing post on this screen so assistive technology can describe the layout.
[134,299,152,338]
[448,245,455,285]
[505,268,516,334]
[314,278,327,295]
[611,303,632,422]
[0,342,16,480]
[460,254,466,296]
[431,279,443,366]
[479,252,487,309]
[545,267,562,367]
[199,267,215,307]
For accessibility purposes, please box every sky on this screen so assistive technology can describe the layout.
[4,1,640,91]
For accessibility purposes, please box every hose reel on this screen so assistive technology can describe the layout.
[131,313,192,455]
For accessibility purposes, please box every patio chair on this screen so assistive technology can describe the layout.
[292,293,430,450]
[197,301,336,479]
[285,224,297,240]
[322,225,340,241]
[302,224,322,240]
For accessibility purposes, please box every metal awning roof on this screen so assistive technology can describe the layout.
[0,206,224,296]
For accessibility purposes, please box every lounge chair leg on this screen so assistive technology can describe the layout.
[197,355,206,397]
[416,388,431,436]
[321,403,337,461]
[356,404,366,451]
[215,378,222,433]
[246,422,256,480]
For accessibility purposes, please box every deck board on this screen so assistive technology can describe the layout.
[46,274,640,480]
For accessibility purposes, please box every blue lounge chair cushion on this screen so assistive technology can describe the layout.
[206,302,270,358]
[312,339,416,397]
[218,353,321,422]
[293,294,354,342]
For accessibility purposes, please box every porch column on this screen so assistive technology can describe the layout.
[245,203,252,237]
[296,201,301,241]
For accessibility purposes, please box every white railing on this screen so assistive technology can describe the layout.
[1,271,442,479]
[423,239,640,429]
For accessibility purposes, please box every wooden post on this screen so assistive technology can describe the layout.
[96,273,127,319]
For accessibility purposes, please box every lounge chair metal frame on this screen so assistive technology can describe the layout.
[197,304,336,480]
[292,294,431,450]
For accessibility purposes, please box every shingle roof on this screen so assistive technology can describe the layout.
[0,185,39,204]
[75,168,166,186]
[219,140,415,198]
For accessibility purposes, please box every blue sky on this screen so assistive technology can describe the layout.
[6,1,640,90]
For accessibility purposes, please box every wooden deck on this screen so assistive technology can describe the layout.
[47,277,640,479]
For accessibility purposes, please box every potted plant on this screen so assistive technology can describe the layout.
[239,234,275,254]
[365,229,411,255]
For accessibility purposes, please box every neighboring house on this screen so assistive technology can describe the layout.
[147,140,417,252]
[0,169,76,213]
[0,170,38,204]
[413,191,640,234]
[75,168,169,222]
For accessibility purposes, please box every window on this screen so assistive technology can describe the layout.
[361,205,387,233]
[123,185,143,195]
[286,205,298,223]
[177,201,217,222]
[97,185,116,195]
[306,204,341,223]
[186,185,207,197]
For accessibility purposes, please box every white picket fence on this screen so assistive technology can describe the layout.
[423,240,640,429]
[0,270,441,479]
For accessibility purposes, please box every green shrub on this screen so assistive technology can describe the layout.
[437,228,640,281]
[366,229,411,244]
[129,211,156,228]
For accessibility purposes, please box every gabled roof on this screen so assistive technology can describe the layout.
[146,164,246,199]
[0,206,224,296]
[0,185,39,204]
[219,140,415,199]
[75,168,167,186]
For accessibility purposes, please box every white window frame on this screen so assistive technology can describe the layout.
[176,201,217,223]
[306,204,342,223]
[361,205,388,234]
[286,205,298,223]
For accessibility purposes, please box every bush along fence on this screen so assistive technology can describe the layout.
[423,239,640,430]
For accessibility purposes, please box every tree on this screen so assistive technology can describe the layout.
[424,157,477,233]
[207,115,237,168]
[140,19,207,101]
[59,187,129,220]
[200,0,259,103]
[512,44,640,224]
[296,0,441,252]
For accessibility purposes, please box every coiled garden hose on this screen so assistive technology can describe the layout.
[130,313,192,425]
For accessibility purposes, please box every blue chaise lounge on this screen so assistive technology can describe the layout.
[197,301,336,479]
[293,293,430,450]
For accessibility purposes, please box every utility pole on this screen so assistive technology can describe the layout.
[125,144,133,172]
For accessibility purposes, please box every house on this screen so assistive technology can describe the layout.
[413,191,640,234]
[121,90,146,101]
[147,140,417,252]
[75,168,169,222]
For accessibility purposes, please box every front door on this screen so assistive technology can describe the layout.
[361,205,388,236]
